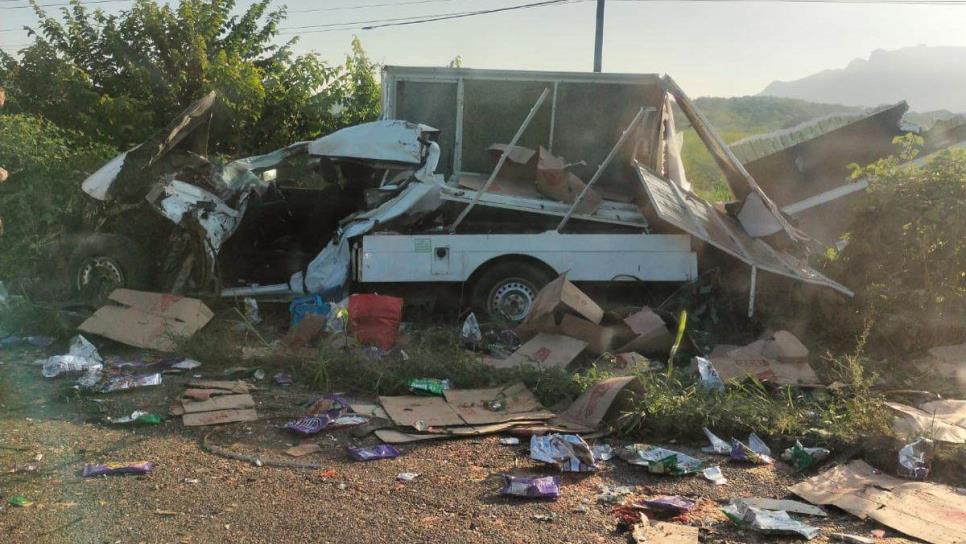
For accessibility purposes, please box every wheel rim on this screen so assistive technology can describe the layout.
[489,279,537,322]
[77,257,125,301]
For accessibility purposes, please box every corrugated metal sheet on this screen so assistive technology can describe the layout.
[636,164,853,296]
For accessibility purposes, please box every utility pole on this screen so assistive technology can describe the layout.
[593,0,605,72]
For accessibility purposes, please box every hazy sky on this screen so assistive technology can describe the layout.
[2,0,965,96]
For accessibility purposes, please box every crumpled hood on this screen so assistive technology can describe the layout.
[307,120,438,165]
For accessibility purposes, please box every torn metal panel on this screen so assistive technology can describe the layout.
[82,146,141,201]
[307,120,438,166]
[155,180,243,255]
[636,164,852,296]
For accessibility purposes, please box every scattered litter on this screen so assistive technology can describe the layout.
[273,372,293,386]
[643,495,695,515]
[790,460,966,544]
[730,437,774,465]
[8,463,39,473]
[101,372,162,393]
[500,437,520,446]
[461,312,482,346]
[284,396,363,435]
[182,478,199,484]
[887,402,966,444]
[81,461,154,477]
[748,432,772,456]
[78,289,213,352]
[530,434,597,472]
[109,410,161,425]
[171,358,201,370]
[722,500,820,539]
[41,335,103,378]
[702,466,728,485]
[830,534,875,544]
[611,504,647,530]
[396,472,419,482]
[285,444,322,457]
[243,297,261,324]
[897,437,934,480]
[781,441,831,471]
[290,294,330,327]
[592,443,615,461]
[531,512,556,522]
[347,444,401,461]
[252,368,266,381]
[348,294,404,350]
[492,333,587,370]
[702,427,731,454]
[597,483,633,504]
[709,331,820,386]
[500,474,560,499]
[407,378,451,396]
[738,498,827,517]
[8,496,32,507]
[619,444,705,475]
[696,356,724,391]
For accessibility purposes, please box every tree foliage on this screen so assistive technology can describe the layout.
[0,0,380,154]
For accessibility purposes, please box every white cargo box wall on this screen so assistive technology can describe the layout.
[356,233,697,283]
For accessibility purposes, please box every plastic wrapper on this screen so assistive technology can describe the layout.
[76,368,104,389]
[618,444,705,475]
[530,434,598,472]
[592,443,615,461]
[722,501,820,540]
[781,440,831,471]
[701,427,731,454]
[730,439,774,465]
[500,475,560,499]
[897,437,933,480]
[461,312,483,346]
[243,297,261,324]
[407,378,451,396]
[42,335,104,377]
[596,483,633,503]
[170,358,202,370]
[643,495,696,514]
[696,356,724,392]
[110,410,161,425]
[100,372,162,392]
[347,444,401,461]
[702,466,728,485]
[273,372,293,385]
[81,461,155,477]
[285,394,363,435]
[748,432,772,456]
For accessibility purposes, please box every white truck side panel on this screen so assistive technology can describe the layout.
[359,233,697,283]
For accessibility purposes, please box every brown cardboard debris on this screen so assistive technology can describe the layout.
[914,344,966,386]
[182,409,258,427]
[885,402,966,444]
[557,314,632,355]
[374,421,546,444]
[284,314,327,348]
[523,274,604,327]
[182,388,232,401]
[78,289,213,352]
[168,403,185,416]
[535,147,602,215]
[709,332,820,386]
[187,380,252,393]
[617,307,674,355]
[513,376,642,434]
[181,394,255,414]
[349,402,389,420]
[631,521,699,543]
[918,399,966,427]
[285,443,322,457]
[378,396,464,428]
[738,498,827,517]
[494,333,587,370]
[442,383,554,425]
[487,143,538,181]
[789,460,966,544]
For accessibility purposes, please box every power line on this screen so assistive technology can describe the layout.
[0,0,129,9]
[288,0,464,14]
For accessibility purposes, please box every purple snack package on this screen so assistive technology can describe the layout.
[347,444,401,461]
[500,475,561,499]
[643,495,696,514]
[284,415,332,436]
[273,372,294,385]
[81,461,154,477]
[730,440,774,465]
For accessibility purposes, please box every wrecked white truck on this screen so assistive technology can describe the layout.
[74,67,849,320]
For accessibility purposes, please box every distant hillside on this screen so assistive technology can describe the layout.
[760,46,966,113]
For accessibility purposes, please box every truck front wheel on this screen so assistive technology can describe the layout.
[471,260,555,323]
[68,234,148,305]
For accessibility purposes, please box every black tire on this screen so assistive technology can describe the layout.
[68,234,149,305]
[471,260,556,323]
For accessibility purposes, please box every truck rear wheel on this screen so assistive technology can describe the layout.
[68,234,148,305]
[471,260,555,323]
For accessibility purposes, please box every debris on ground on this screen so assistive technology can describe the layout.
[709,330,821,386]
[347,444,401,461]
[40,335,103,378]
[78,289,213,352]
[696,356,724,391]
[284,395,365,435]
[8,496,33,507]
[730,434,775,465]
[530,434,598,472]
[897,437,934,480]
[396,472,419,482]
[642,495,696,515]
[618,444,705,475]
[180,380,258,426]
[723,499,821,539]
[631,519,699,543]
[596,483,634,504]
[789,460,966,544]
[702,466,728,485]
[347,294,404,351]
[887,401,966,444]
[737,498,827,517]
[108,410,162,425]
[81,461,155,477]
[781,441,831,471]
[702,427,732,454]
[499,474,561,499]
[407,378,451,396]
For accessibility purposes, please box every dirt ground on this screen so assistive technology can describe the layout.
[0,347,924,544]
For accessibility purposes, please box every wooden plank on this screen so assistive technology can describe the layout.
[182,394,255,414]
[182,409,258,427]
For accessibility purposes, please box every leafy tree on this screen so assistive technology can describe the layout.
[0,0,379,154]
